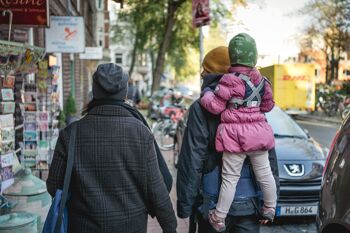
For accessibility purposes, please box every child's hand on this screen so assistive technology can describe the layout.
[201,87,213,97]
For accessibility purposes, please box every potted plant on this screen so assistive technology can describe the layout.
[64,94,77,124]
[58,109,66,129]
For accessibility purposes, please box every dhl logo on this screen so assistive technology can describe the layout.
[282,75,310,81]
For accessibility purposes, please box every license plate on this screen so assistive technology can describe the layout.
[276,206,318,216]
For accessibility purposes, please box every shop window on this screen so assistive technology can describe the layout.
[343,69,350,76]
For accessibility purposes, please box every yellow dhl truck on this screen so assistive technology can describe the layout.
[259,64,316,113]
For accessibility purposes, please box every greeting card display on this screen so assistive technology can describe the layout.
[1,128,15,142]
[0,89,14,101]
[0,109,15,192]
[0,141,14,155]
[0,102,15,114]
[1,76,15,88]
[24,92,37,103]
[24,122,36,131]
[24,132,37,141]
[0,114,14,127]
[39,112,48,121]
[24,112,37,122]
[1,153,14,168]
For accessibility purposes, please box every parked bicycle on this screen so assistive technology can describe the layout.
[317,89,350,119]
[152,104,187,151]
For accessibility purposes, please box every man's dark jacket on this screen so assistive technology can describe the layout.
[176,74,279,219]
[47,105,177,233]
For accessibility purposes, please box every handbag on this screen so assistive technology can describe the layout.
[42,124,77,233]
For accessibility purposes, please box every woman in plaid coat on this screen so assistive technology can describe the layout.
[47,63,177,233]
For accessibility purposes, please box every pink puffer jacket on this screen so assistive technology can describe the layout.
[200,66,275,153]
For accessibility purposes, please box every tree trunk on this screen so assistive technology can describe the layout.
[129,37,138,78]
[151,0,184,93]
[325,61,330,84]
[330,48,335,84]
[335,58,340,81]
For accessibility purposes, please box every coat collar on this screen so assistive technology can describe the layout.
[87,105,134,117]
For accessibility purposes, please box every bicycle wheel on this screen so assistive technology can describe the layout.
[152,120,174,151]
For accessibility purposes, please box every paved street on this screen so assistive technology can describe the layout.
[148,118,340,233]
[296,119,339,149]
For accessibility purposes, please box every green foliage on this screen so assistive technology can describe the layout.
[299,0,350,83]
[58,110,66,129]
[338,81,350,96]
[64,95,77,116]
[111,0,245,88]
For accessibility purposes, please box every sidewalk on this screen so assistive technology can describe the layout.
[292,112,342,125]
[147,150,189,233]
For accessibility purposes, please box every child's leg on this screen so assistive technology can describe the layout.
[215,152,247,219]
[247,150,277,208]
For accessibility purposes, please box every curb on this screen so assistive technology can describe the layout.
[293,114,342,125]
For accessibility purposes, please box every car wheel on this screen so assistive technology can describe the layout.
[173,140,179,168]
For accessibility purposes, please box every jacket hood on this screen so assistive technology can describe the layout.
[201,74,224,91]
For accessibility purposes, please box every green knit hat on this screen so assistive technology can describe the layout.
[228,33,258,67]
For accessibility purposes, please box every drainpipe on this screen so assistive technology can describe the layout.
[70,53,75,97]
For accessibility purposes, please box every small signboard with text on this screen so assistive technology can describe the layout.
[0,0,49,27]
[45,16,85,53]
[79,47,103,60]
[192,0,210,27]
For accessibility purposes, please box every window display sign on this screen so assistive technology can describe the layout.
[0,0,49,27]
[80,47,103,60]
[45,16,85,53]
[192,0,210,27]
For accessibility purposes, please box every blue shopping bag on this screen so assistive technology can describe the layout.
[42,190,68,233]
[42,124,77,233]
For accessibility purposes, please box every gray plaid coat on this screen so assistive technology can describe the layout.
[47,105,177,233]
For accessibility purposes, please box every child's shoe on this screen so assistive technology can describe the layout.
[208,210,226,232]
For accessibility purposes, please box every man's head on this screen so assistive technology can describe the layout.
[228,33,258,67]
[92,63,129,100]
[202,46,230,77]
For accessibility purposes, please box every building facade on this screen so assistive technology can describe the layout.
[109,1,152,95]
[0,0,114,112]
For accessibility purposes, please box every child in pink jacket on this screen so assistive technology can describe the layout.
[201,33,277,232]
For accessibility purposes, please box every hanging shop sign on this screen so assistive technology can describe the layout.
[192,0,210,27]
[45,16,85,53]
[0,0,49,27]
[79,47,103,60]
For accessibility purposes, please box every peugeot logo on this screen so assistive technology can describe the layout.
[284,164,304,177]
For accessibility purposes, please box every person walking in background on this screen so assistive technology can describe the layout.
[47,63,176,233]
[201,33,277,232]
[176,46,279,233]
[126,78,142,107]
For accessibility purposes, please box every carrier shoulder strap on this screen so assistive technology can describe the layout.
[229,73,265,107]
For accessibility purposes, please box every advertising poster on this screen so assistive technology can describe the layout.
[192,0,210,27]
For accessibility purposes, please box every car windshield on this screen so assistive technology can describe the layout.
[265,107,307,139]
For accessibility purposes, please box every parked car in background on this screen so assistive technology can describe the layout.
[317,116,350,233]
[174,107,327,217]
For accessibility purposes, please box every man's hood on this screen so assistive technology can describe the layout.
[201,74,224,91]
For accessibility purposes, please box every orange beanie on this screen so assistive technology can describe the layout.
[202,46,230,74]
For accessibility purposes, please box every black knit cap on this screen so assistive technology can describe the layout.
[92,63,129,100]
